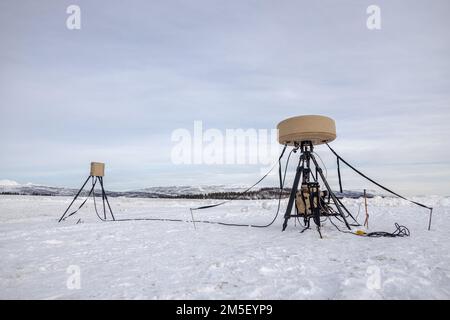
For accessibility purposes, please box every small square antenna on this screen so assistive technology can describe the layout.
[90,162,105,177]
[59,161,114,222]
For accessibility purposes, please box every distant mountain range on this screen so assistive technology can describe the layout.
[0,179,375,200]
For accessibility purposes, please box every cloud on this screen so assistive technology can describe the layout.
[0,0,449,195]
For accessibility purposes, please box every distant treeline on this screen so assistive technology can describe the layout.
[0,187,291,200]
[1,187,373,200]
[157,188,292,200]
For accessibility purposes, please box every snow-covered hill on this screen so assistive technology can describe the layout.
[0,180,79,197]
[0,179,20,186]
[0,180,377,200]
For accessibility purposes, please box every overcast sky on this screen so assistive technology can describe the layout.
[0,0,449,195]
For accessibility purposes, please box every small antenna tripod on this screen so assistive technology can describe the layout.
[282,141,355,237]
[58,162,115,222]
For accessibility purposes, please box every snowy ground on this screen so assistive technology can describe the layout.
[1,194,449,299]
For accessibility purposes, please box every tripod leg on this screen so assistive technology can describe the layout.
[317,225,323,239]
[282,157,304,231]
[58,176,91,222]
[64,177,98,221]
[337,158,343,193]
[300,225,309,233]
[100,177,107,220]
[428,208,433,231]
[308,184,322,237]
[99,177,115,221]
[310,154,351,230]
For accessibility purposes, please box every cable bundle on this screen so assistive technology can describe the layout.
[366,223,410,238]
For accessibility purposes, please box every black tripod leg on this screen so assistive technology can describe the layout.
[310,154,351,230]
[100,177,106,220]
[300,225,309,233]
[282,157,304,231]
[58,176,91,222]
[64,177,97,221]
[99,177,115,221]
[309,185,322,238]
[337,158,343,194]
[428,208,433,231]
[317,225,323,239]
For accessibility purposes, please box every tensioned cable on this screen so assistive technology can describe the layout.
[326,142,433,230]
[112,145,293,228]
[326,143,432,210]
[189,144,288,211]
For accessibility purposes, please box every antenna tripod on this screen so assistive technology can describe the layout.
[58,164,115,222]
[282,141,355,237]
